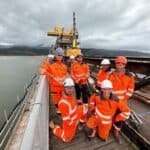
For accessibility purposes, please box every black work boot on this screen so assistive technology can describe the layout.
[83,126,95,141]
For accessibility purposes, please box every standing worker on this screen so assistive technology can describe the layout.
[46,48,68,108]
[96,59,112,88]
[108,56,135,106]
[71,52,90,106]
[85,80,131,142]
[49,78,88,142]
[108,56,134,140]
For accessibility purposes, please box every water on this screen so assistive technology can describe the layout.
[0,56,44,130]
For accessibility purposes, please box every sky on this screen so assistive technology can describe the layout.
[0,0,150,52]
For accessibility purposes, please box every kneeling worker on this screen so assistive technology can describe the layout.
[49,78,88,142]
[85,80,130,142]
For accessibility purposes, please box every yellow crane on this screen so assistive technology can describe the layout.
[47,12,81,57]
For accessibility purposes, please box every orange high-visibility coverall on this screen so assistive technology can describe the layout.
[71,61,90,85]
[87,93,130,141]
[45,61,68,105]
[96,70,112,88]
[71,62,90,104]
[52,94,88,142]
[108,70,135,105]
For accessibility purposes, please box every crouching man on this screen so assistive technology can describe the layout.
[49,78,88,142]
[84,80,130,142]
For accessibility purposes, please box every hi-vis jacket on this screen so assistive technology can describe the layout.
[96,69,112,87]
[48,61,68,86]
[108,70,135,103]
[88,93,130,140]
[43,61,68,104]
[52,94,88,142]
[71,62,90,84]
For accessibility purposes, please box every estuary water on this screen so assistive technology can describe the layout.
[0,56,43,130]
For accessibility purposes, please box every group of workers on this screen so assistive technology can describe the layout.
[39,47,135,143]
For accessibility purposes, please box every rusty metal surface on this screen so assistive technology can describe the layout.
[128,85,150,141]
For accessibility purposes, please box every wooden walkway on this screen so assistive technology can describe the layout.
[50,129,137,150]
[49,106,138,150]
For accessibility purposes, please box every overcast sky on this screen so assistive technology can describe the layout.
[0,0,150,52]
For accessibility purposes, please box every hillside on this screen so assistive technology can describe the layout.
[0,45,150,57]
[0,46,49,55]
[82,48,150,57]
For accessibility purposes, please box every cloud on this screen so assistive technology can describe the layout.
[0,0,150,52]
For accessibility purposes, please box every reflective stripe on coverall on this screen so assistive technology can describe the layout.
[87,93,130,140]
[52,94,88,142]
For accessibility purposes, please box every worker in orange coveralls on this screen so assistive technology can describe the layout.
[71,52,90,106]
[84,80,130,142]
[108,56,135,106]
[96,59,112,88]
[107,56,135,141]
[49,78,88,142]
[45,48,68,108]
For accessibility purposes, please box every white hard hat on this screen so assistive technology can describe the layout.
[101,80,113,89]
[88,77,95,84]
[64,78,74,87]
[48,54,54,59]
[101,59,110,65]
[70,55,75,60]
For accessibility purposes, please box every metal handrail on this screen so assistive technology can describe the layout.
[20,75,49,150]
[0,74,37,149]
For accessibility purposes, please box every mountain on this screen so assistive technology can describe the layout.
[82,48,150,57]
[0,45,150,57]
[0,45,49,55]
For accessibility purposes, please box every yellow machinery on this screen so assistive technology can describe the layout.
[47,12,81,57]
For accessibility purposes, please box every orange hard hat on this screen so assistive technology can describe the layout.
[115,56,127,64]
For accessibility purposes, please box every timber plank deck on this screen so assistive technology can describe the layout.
[50,106,138,150]
[50,127,137,150]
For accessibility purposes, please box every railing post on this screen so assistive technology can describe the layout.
[4,109,8,123]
